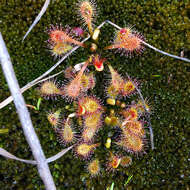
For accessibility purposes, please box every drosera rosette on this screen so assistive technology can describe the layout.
[105,27,145,57]
[77,0,97,35]
[80,72,96,92]
[57,117,77,145]
[86,158,101,177]
[120,155,132,168]
[63,60,89,101]
[115,130,145,154]
[74,142,100,160]
[77,95,103,116]
[47,109,61,129]
[39,79,63,100]
[82,111,103,142]
[38,0,154,178]
[47,24,85,47]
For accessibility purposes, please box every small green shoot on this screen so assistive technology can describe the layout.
[36,97,42,110]
[106,182,114,190]
[0,129,9,134]
[124,175,133,186]
[152,75,161,77]
[110,182,114,190]
[26,97,42,111]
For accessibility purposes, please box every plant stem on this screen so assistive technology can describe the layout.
[23,0,51,41]
[0,32,56,190]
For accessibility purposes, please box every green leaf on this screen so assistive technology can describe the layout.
[110,182,114,190]
[152,75,161,77]
[36,97,42,110]
[124,175,133,186]
[0,129,9,134]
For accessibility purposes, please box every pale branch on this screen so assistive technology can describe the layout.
[23,0,51,41]
[46,146,73,163]
[106,20,121,30]
[142,41,190,63]
[0,32,56,190]
[0,148,36,165]
[0,146,73,165]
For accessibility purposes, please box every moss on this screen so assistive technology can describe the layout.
[0,0,190,189]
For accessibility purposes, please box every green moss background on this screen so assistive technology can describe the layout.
[0,0,190,189]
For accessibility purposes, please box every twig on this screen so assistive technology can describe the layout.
[23,0,51,41]
[0,32,56,190]
[0,146,73,165]
[106,20,121,30]
[142,41,190,63]
[46,146,73,163]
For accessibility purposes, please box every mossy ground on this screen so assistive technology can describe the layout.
[0,0,190,189]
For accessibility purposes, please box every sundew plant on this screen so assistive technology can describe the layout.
[39,0,151,176]
[0,0,190,189]
[37,0,189,179]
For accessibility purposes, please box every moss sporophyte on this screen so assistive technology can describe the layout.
[39,0,152,178]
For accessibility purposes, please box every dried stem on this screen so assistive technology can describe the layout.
[23,0,51,41]
[142,41,190,63]
[0,32,56,190]
[0,146,73,165]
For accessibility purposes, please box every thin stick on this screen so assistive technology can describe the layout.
[0,147,36,165]
[0,146,73,165]
[0,32,56,190]
[46,146,73,163]
[106,20,121,30]
[23,0,51,41]
[142,41,190,63]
